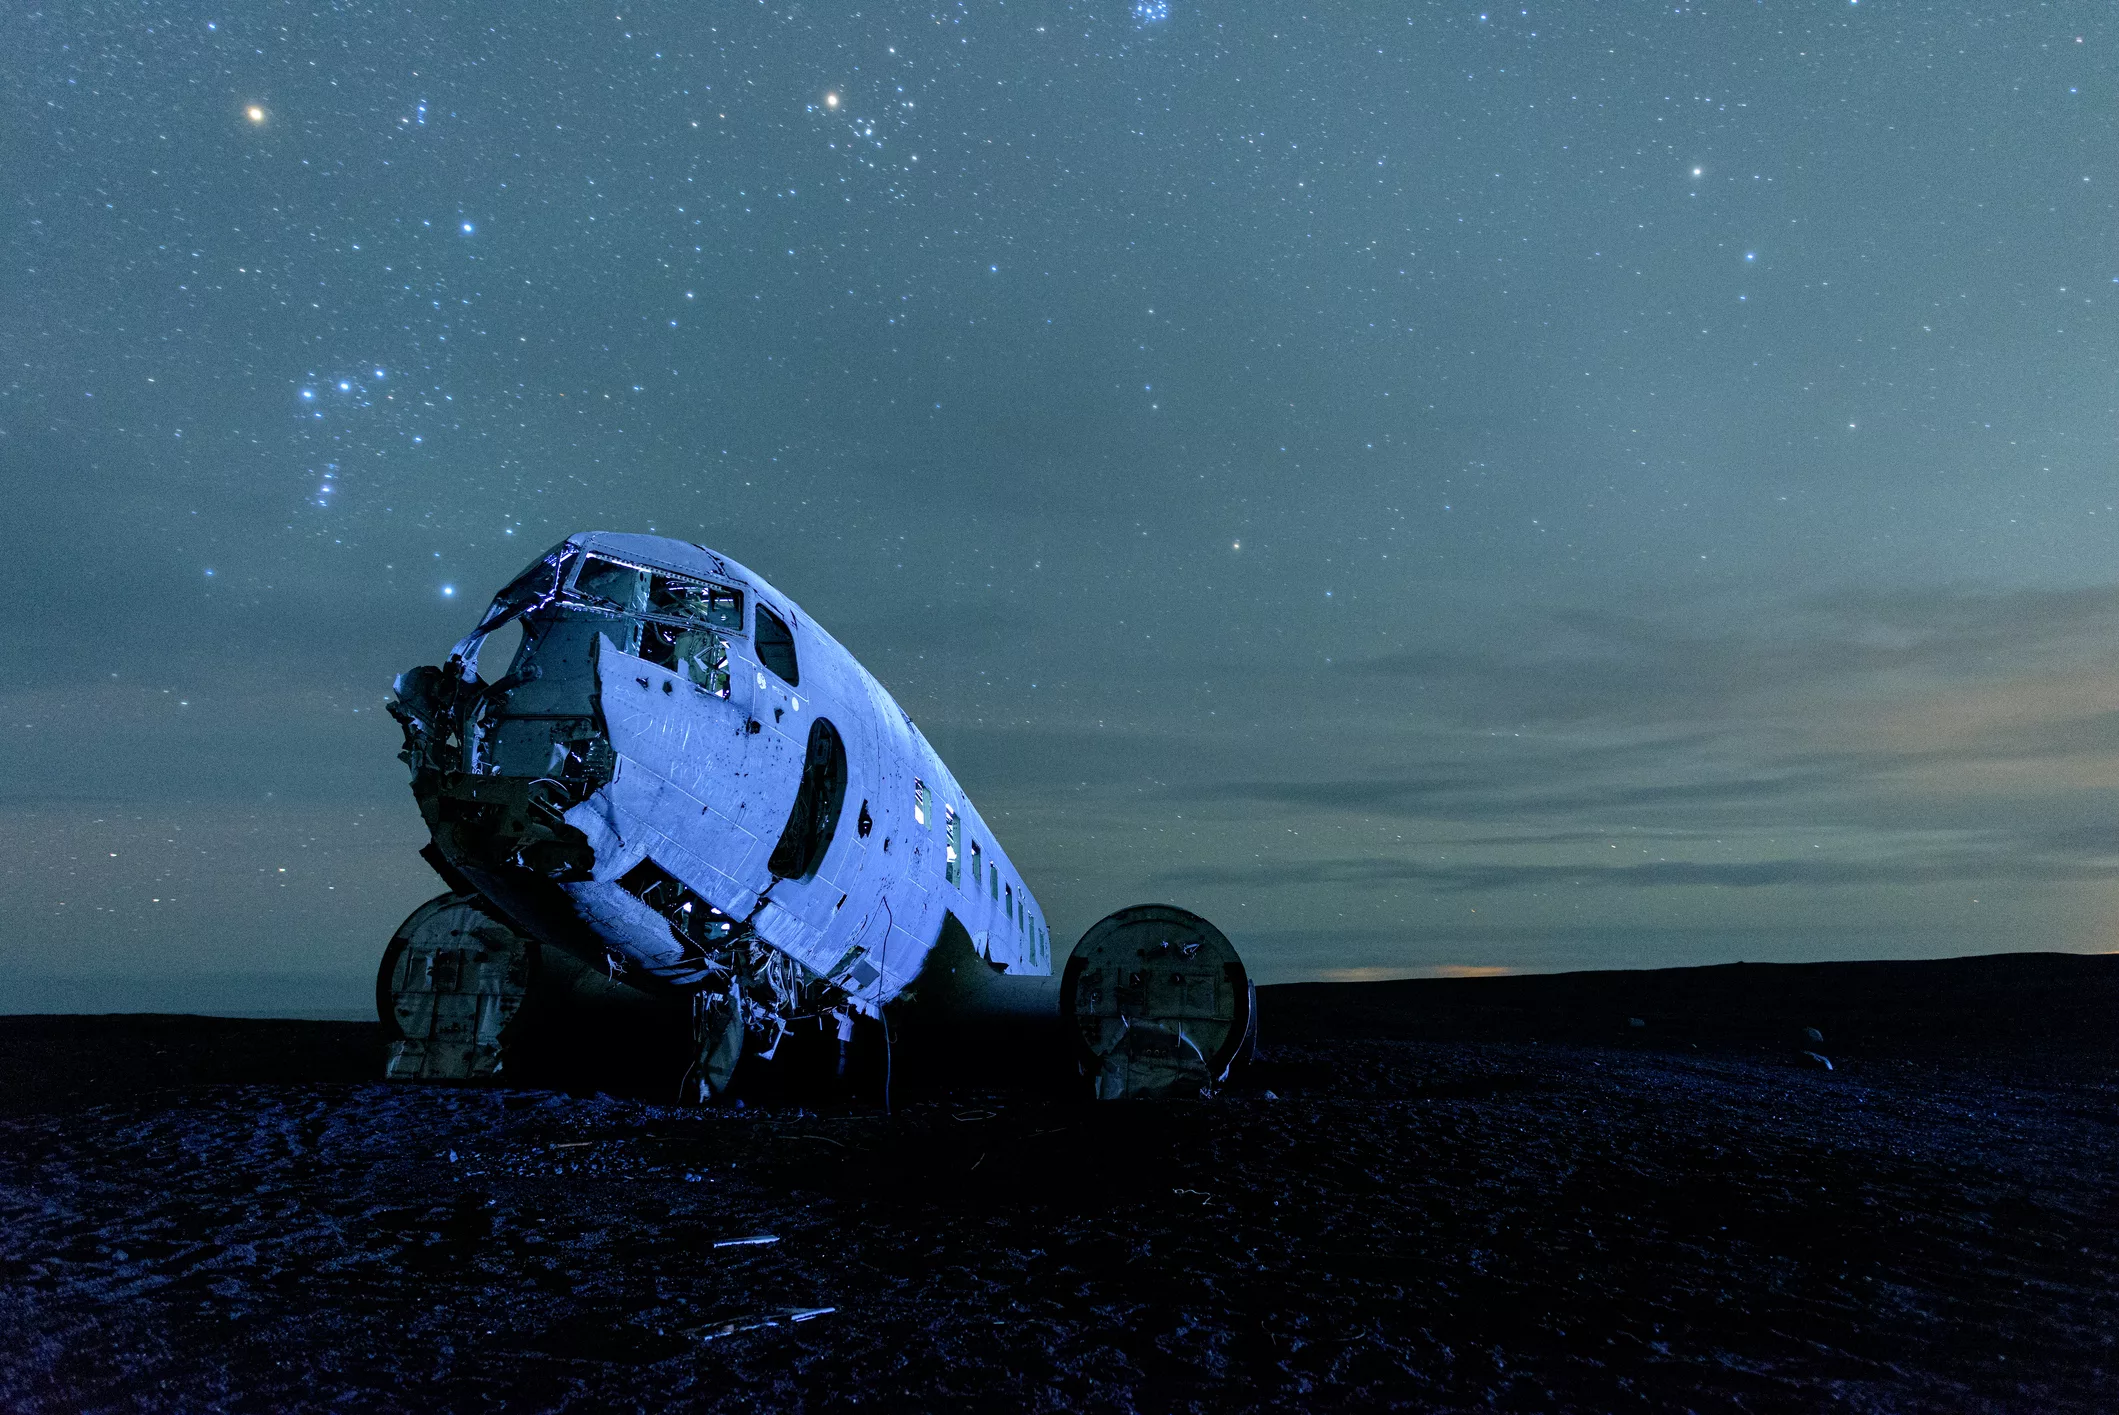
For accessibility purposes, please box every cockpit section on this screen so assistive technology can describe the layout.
[391,538,761,896]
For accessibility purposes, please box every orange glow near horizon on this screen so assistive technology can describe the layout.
[1309,964,1517,983]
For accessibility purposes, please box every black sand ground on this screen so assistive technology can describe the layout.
[2,953,2116,1412]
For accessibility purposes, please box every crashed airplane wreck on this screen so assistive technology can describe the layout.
[384,532,1254,1102]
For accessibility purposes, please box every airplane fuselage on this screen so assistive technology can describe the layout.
[387,533,1048,1085]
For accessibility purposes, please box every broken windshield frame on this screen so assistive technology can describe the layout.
[474,544,576,635]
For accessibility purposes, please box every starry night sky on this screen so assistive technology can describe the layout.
[5,2,2116,1016]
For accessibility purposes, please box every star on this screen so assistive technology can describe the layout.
[824,92,840,109]
[245,105,266,124]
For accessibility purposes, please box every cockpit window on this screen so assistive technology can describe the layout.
[648,573,743,629]
[573,555,647,612]
[756,604,799,685]
[640,619,732,697]
[572,554,744,631]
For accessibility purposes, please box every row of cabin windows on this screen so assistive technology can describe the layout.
[918,775,1046,961]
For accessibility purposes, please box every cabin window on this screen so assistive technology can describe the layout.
[767,717,848,881]
[944,806,960,885]
[970,842,983,889]
[914,778,929,827]
[756,604,799,685]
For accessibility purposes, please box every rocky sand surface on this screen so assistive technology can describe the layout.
[2,953,2116,1412]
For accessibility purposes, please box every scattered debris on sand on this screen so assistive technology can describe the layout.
[2,953,2114,1411]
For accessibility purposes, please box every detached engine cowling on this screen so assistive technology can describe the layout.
[1059,904,1256,1099]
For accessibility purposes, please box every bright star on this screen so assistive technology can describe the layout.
[824,91,840,109]
[461,221,475,234]
[337,380,351,392]
[441,585,456,597]
[245,105,266,124]
[299,388,315,400]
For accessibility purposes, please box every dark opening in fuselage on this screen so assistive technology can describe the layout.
[770,717,847,880]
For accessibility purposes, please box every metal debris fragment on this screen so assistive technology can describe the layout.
[684,1306,835,1342]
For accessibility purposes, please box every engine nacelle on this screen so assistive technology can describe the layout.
[1059,904,1256,1100]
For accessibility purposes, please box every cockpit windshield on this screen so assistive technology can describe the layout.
[571,553,744,630]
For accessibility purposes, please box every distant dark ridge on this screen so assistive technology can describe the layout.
[0,1015,381,1115]
[4,952,2113,1116]
[1260,950,2119,1058]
